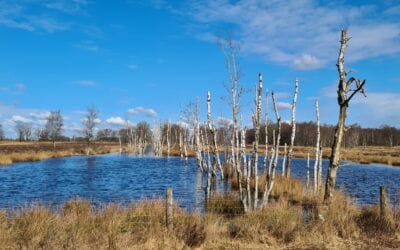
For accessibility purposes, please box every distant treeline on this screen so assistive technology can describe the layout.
[0,120,398,148]
[246,122,400,148]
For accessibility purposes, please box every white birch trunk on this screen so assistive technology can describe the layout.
[314,98,321,193]
[306,152,310,189]
[251,73,263,209]
[263,90,269,172]
[282,143,287,177]
[324,29,366,203]
[167,122,171,158]
[262,92,281,206]
[179,131,183,158]
[286,78,298,177]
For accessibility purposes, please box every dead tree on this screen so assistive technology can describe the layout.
[238,125,247,212]
[318,146,323,189]
[82,106,99,153]
[166,122,171,157]
[314,98,321,193]
[263,90,269,172]
[251,73,263,209]
[207,91,224,180]
[183,129,188,160]
[152,123,164,157]
[282,143,287,177]
[306,152,310,189]
[194,97,205,172]
[262,92,281,206]
[219,35,243,177]
[179,130,183,158]
[285,78,298,177]
[45,110,64,151]
[324,29,366,203]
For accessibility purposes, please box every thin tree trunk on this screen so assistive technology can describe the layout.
[324,29,366,203]
[251,73,263,209]
[207,91,224,179]
[262,92,281,206]
[263,90,269,173]
[314,98,321,193]
[285,78,298,177]
[282,143,287,177]
[306,152,310,189]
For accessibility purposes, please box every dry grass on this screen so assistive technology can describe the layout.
[0,181,399,249]
[0,141,121,166]
[286,145,400,166]
[237,145,400,166]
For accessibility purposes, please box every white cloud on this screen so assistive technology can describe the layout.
[44,0,89,14]
[351,92,400,126]
[105,116,132,127]
[29,111,50,119]
[293,54,322,70]
[128,106,157,117]
[217,116,233,126]
[11,115,32,124]
[274,92,290,99]
[185,1,400,69]
[80,117,101,123]
[74,80,96,86]
[277,102,291,110]
[0,2,70,33]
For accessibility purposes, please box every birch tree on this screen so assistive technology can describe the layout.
[207,91,224,180]
[251,73,263,209]
[285,78,298,177]
[219,35,243,176]
[45,110,64,150]
[324,29,366,203]
[262,92,281,206]
[314,98,321,193]
[82,106,99,149]
[263,91,269,171]
[0,124,4,140]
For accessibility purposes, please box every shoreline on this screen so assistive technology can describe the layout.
[0,141,121,166]
[0,142,399,167]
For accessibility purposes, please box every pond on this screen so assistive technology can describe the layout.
[0,153,399,211]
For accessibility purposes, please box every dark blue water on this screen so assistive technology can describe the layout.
[0,153,399,210]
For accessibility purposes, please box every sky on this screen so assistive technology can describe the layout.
[0,0,399,137]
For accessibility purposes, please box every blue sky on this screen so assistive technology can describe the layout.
[0,0,399,137]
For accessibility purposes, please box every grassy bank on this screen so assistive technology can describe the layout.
[0,141,121,166]
[168,145,400,166]
[0,177,399,249]
[1,142,398,167]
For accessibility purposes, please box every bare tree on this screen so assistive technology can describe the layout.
[14,122,32,141]
[45,110,64,150]
[285,78,298,177]
[82,106,99,149]
[251,73,263,209]
[0,124,4,140]
[262,92,281,206]
[207,91,224,180]
[314,98,321,193]
[166,122,171,157]
[306,152,310,189]
[324,29,366,203]
[263,91,269,172]
[219,35,243,177]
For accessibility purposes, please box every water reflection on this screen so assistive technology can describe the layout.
[0,154,398,210]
